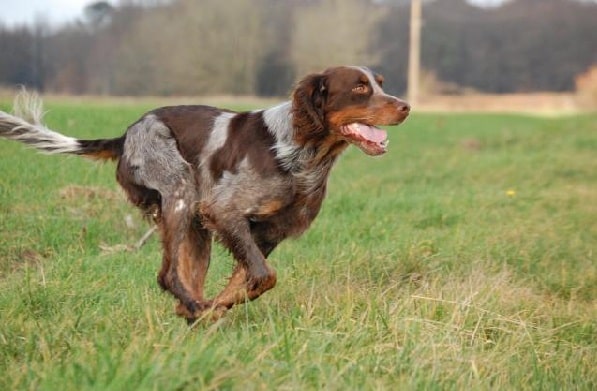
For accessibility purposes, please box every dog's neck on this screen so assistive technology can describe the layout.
[263,101,348,192]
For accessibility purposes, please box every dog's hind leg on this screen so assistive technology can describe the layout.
[122,115,212,321]
[157,197,213,321]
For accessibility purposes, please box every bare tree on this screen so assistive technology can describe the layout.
[45,25,94,94]
[110,0,269,96]
[291,0,383,77]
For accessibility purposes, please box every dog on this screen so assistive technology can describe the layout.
[0,66,410,322]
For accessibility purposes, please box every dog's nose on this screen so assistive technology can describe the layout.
[397,100,410,113]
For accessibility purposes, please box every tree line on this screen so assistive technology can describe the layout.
[0,0,595,96]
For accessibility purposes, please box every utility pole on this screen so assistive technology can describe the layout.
[407,0,422,106]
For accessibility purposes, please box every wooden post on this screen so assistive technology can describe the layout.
[408,0,422,106]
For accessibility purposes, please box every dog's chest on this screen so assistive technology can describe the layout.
[250,185,327,242]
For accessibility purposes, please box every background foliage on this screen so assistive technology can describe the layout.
[0,0,596,96]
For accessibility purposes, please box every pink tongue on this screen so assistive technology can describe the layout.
[354,123,387,143]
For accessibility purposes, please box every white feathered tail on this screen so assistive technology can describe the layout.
[0,90,123,160]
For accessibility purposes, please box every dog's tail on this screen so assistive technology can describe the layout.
[0,90,123,161]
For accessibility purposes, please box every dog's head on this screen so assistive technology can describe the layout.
[292,66,409,156]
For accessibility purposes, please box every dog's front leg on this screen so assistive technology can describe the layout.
[201,205,277,310]
[218,218,277,296]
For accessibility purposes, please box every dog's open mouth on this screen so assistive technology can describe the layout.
[339,123,388,156]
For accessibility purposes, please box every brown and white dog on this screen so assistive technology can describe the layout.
[0,66,409,322]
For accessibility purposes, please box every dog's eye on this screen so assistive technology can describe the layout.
[375,74,384,87]
[352,84,368,94]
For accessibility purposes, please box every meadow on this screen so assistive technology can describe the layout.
[0,98,595,390]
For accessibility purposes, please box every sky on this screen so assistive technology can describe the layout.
[0,0,594,27]
[0,0,92,27]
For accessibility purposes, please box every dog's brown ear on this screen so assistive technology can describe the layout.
[292,72,327,134]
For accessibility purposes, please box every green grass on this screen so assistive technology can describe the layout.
[0,99,595,390]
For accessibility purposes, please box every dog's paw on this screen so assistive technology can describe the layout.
[246,266,277,298]
[185,304,229,325]
[175,300,213,320]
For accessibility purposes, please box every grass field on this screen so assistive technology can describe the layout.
[0,98,595,390]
